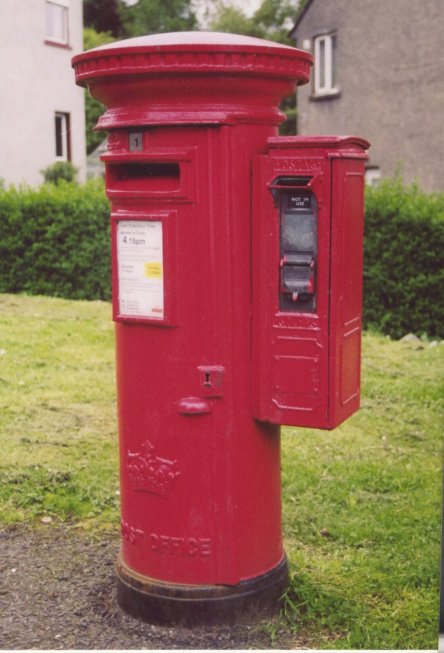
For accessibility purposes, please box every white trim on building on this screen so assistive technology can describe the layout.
[313,33,338,97]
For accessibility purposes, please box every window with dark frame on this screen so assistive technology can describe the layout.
[54,112,71,161]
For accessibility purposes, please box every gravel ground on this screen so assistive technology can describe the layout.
[0,524,309,649]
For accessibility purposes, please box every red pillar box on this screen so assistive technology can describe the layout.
[72,32,366,626]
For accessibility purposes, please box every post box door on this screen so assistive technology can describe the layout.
[251,136,368,430]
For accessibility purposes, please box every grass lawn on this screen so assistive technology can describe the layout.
[0,293,442,649]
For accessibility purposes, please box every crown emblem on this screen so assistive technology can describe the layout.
[127,440,181,498]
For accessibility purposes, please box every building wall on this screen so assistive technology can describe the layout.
[0,0,86,186]
[291,0,444,191]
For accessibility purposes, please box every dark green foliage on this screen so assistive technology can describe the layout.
[252,0,297,44]
[120,0,197,37]
[210,0,295,44]
[41,161,79,185]
[85,93,107,155]
[83,0,123,37]
[279,95,297,135]
[208,0,298,134]
[209,5,263,37]
[0,180,111,301]
[363,178,444,338]
[83,28,116,154]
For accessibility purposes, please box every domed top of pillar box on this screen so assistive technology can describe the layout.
[72,31,313,129]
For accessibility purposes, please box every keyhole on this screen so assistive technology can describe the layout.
[203,372,212,388]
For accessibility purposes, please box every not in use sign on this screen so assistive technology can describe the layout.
[117,220,164,319]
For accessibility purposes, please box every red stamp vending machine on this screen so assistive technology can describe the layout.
[252,136,369,429]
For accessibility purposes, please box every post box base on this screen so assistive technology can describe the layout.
[116,554,289,626]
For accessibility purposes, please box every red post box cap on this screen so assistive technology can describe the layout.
[72,31,313,128]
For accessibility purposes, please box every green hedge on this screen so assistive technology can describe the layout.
[0,180,111,301]
[363,178,444,339]
[0,177,443,339]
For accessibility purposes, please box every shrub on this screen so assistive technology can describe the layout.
[41,161,79,185]
[0,176,442,339]
[0,179,111,300]
[363,178,444,339]
[83,28,115,154]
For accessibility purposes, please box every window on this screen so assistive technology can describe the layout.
[46,1,69,45]
[313,33,338,97]
[365,167,381,187]
[55,112,71,161]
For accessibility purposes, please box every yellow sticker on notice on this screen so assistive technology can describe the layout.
[145,262,163,278]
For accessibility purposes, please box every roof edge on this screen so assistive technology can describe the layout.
[289,0,314,40]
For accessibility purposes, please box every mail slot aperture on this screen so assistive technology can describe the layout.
[107,162,180,193]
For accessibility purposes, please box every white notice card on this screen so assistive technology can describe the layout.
[117,220,164,319]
